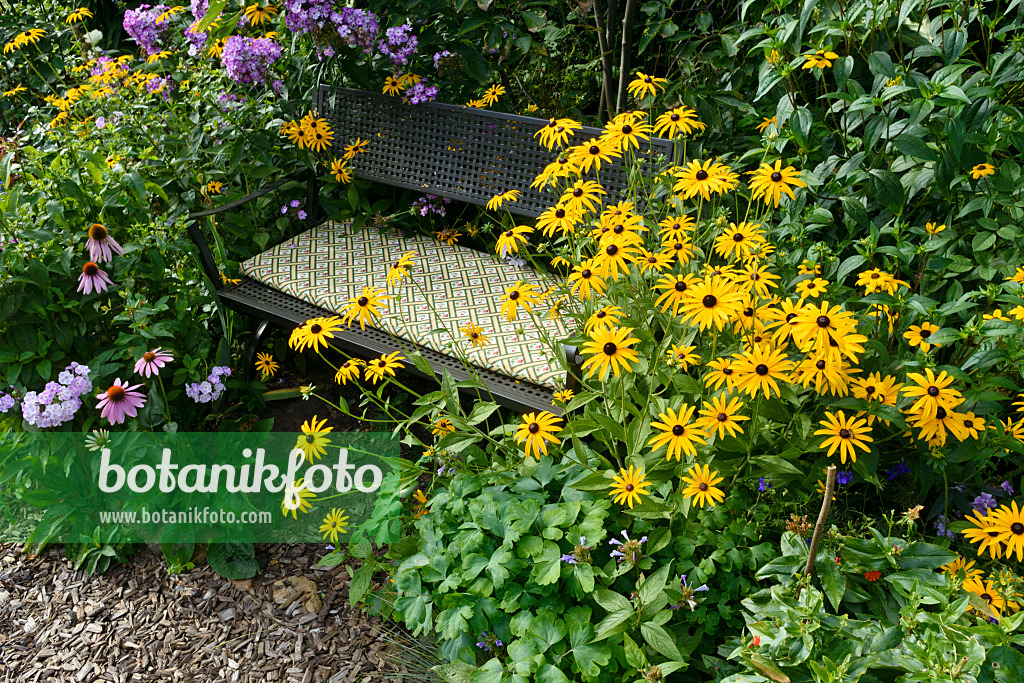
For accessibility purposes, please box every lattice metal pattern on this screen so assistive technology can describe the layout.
[220,278,560,413]
[317,86,675,218]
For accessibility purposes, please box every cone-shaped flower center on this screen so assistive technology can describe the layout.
[106,385,126,402]
[770,171,782,182]
[717,413,727,422]
[817,315,831,327]
[699,482,708,491]
[695,170,708,181]
[839,428,851,438]
[702,295,717,308]
[143,351,156,362]
[82,262,99,275]
[88,223,108,240]
[672,425,685,436]
[927,386,939,396]
[755,364,769,375]
[528,422,540,434]
[603,342,617,356]
[358,296,369,306]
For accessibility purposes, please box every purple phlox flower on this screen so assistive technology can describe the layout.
[505,254,525,268]
[835,469,852,485]
[758,476,772,492]
[86,224,124,263]
[884,461,910,481]
[221,36,282,86]
[135,348,174,378]
[281,205,288,214]
[408,81,438,105]
[378,22,418,66]
[78,262,114,295]
[0,393,16,414]
[972,492,998,513]
[433,50,452,69]
[934,514,955,540]
[9,366,90,427]
[297,210,307,220]
[123,4,171,56]
[1000,480,1014,496]
[96,378,147,425]
[96,117,106,129]
[290,199,301,208]
[185,367,230,404]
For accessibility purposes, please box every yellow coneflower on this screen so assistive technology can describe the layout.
[694,396,749,439]
[534,117,582,150]
[290,316,345,353]
[626,72,668,100]
[580,326,640,379]
[649,405,705,461]
[970,163,996,179]
[319,508,349,543]
[584,305,624,334]
[331,158,352,183]
[608,465,652,509]
[568,259,607,301]
[802,49,839,69]
[461,323,490,348]
[731,346,793,399]
[254,352,279,378]
[383,75,406,95]
[66,7,94,24]
[653,106,706,138]
[814,410,872,464]
[486,190,520,211]
[495,225,534,257]
[364,351,405,384]
[514,411,563,459]
[500,281,541,322]
[680,464,726,508]
[747,160,807,207]
[243,3,279,26]
[295,415,333,462]
[903,322,941,352]
[386,251,415,287]
[340,286,391,330]
[334,358,363,385]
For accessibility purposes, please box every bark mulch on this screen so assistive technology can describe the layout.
[0,543,419,683]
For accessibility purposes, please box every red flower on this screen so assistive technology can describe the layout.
[750,636,761,647]
[834,556,841,564]
[864,570,882,581]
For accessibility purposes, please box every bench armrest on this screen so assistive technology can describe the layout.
[186,170,317,289]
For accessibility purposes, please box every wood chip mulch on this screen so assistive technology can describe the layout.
[0,543,413,683]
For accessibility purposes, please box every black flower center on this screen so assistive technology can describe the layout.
[573,188,583,197]
[510,291,520,300]
[817,315,830,328]
[581,269,592,278]
[505,230,514,237]
[717,413,727,422]
[936,407,947,419]
[626,483,634,491]
[698,482,708,491]
[866,386,875,394]
[733,233,745,242]
[528,422,540,434]
[815,360,826,370]
[839,428,851,438]
[89,223,108,240]
[603,342,617,356]
[702,294,717,308]
[378,360,387,367]
[595,310,607,319]
[672,425,685,436]
[614,225,625,234]
[644,77,652,83]
[770,171,782,182]
[471,332,479,339]
[622,125,632,134]
[920,329,931,338]
[310,324,323,334]
[675,281,688,292]
[743,307,754,317]
[982,593,993,602]
[555,209,565,218]
[755,364,769,376]
[589,145,600,155]
[723,368,733,375]
[1012,523,1024,535]
[695,170,709,181]
[927,386,939,396]
[670,114,680,121]
[606,245,619,256]
[786,313,797,322]
[306,434,316,443]
[358,296,369,306]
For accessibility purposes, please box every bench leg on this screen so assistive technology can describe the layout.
[244,320,273,382]
[562,344,583,394]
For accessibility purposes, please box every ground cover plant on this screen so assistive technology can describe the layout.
[1,0,1024,681]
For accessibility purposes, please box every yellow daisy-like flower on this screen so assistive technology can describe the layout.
[334,358,363,385]
[652,106,706,138]
[970,163,996,179]
[568,259,607,301]
[534,117,582,151]
[364,351,405,385]
[992,501,1024,562]
[412,489,429,519]
[552,389,575,406]
[281,120,308,149]
[704,357,738,391]
[678,276,746,331]
[560,179,606,214]
[514,411,563,459]
[961,509,1007,560]
[343,138,368,159]
[2,85,27,98]
[481,83,506,106]
[638,248,674,274]
[431,418,455,437]
[903,368,963,422]
[649,405,705,461]
[386,251,415,287]
[304,117,335,153]
[146,50,172,64]
[244,3,279,26]
[461,323,490,348]
[208,37,227,58]
[963,577,1011,617]
[290,316,345,353]
[584,305,624,334]
[755,116,777,133]
[486,190,520,211]
[695,395,749,439]
[67,7,94,24]
[281,478,316,518]
[319,508,349,544]
[495,225,534,257]
[802,49,840,69]
[340,286,391,330]
[580,326,640,380]
[593,237,641,280]
[747,160,807,207]
[500,280,541,322]
[666,344,700,371]
[4,28,46,54]
[1010,305,1024,322]
[296,415,333,463]
[254,352,279,379]
[600,118,654,153]
[674,159,732,201]
[984,308,1012,323]
[205,180,224,195]
[714,221,767,262]
[681,464,725,508]
[904,322,941,352]
[795,277,829,301]
[331,158,352,183]
[658,215,696,242]
[570,137,620,174]
[626,72,668,100]
[731,346,793,399]
[383,75,406,95]
[536,203,581,237]
[814,410,872,464]
[609,465,652,509]
[155,5,186,23]
[941,555,984,582]
[925,221,946,235]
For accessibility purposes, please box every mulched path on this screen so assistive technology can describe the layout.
[0,543,422,683]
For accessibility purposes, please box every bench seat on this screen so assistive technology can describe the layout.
[240,219,569,392]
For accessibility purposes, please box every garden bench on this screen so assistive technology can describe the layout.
[186,86,674,413]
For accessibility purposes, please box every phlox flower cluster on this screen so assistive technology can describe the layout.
[123,5,170,56]
[408,81,438,105]
[411,194,450,217]
[0,391,16,413]
[334,8,379,54]
[280,199,307,221]
[19,363,92,428]
[145,75,173,100]
[433,50,452,69]
[221,36,282,86]
[185,0,209,53]
[378,23,417,66]
[185,366,232,403]
[282,0,336,34]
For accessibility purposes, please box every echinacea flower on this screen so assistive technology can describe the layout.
[86,223,124,263]
[78,262,114,295]
[96,378,147,425]
[134,348,173,378]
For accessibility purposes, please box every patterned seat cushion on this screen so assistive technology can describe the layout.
[241,220,569,390]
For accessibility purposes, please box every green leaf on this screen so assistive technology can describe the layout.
[897,542,958,570]
[206,542,258,579]
[536,664,570,683]
[574,562,595,593]
[751,655,792,683]
[640,622,682,660]
[836,253,866,282]
[194,0,228,32]
[593,588,631,613]
[349,564,374,606]
[638,562,672,606]
[569,622,611,677]
[869,169,904,213]
[893,135,939,162]
[817,555,844,610]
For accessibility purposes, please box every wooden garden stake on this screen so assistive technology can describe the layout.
[803,465,837,579]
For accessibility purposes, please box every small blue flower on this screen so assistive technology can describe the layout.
[758,476,772,492]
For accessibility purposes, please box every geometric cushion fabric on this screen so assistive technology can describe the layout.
[241,220,569,390]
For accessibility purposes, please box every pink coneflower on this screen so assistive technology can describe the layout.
[86,223,124,263]
[78,262,113,294]
[134,348,173,378]
[96,378,147,425]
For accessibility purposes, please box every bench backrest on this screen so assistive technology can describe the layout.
[315,86,675,218]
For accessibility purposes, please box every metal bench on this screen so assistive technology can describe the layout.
[186,87,674,413]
